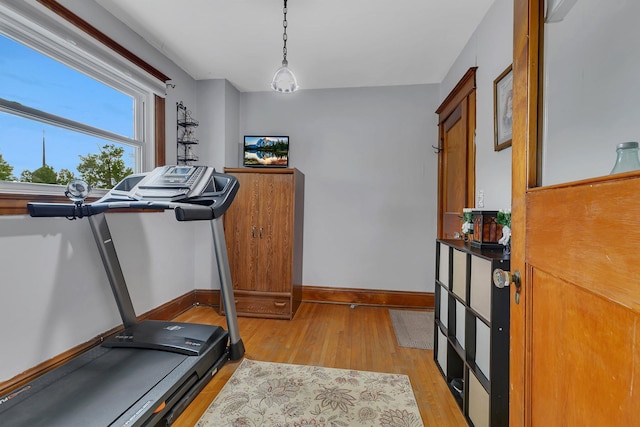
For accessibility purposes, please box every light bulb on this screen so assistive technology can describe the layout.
[271,61,299,93]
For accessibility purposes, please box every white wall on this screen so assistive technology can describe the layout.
[440,0,514,210]
[236,85,440,292]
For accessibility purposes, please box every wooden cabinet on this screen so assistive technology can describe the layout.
[221,168,304,319]
[434,239,509,427]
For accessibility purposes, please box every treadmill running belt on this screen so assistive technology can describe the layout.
[0,347,187,426]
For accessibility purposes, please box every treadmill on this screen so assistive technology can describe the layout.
[0,165,245,426]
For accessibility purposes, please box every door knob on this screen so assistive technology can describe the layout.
[492,268,520,288]
[493,268,522,303]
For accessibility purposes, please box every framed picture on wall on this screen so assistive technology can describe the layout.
[494,64,513,151]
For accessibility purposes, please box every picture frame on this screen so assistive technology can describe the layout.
[494,64,513,151]
[243,135,289,167]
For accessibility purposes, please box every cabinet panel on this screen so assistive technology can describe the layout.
[257,173,294,293]
[455,300,465,350]
[437,328,448,376]
[470,256,492,321]
[452,249,467,300]
[475,318,491,378]
[225,172,260,291]
[438,242,450,286]
[439,284,448,329]
[468,373,490,427]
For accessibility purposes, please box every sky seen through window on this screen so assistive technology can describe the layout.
[0,34,135,179]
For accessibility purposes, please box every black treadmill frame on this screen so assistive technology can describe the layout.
[0,166,244,426]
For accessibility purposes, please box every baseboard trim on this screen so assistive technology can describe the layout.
[194,289,220,308]
[301,285,434,309]
[1,286,432,396]
[140,291,197,321]
[191,287,435,309]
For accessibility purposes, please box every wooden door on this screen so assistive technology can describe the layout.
[224,172,259,291]
[442,105,468,239]
[256,173,293,293]
[436,68,477,239]
[511,0,640,424]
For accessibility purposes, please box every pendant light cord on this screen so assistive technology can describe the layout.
[282,0,289,65]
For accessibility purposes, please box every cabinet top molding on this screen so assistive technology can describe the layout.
[224,168,301,175]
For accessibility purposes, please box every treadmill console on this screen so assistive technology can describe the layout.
[106,165,215,203]
[141,165,205,188]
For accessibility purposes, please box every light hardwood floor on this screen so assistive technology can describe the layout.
[171,302,466,426]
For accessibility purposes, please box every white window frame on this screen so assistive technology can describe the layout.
[0,0,165,196]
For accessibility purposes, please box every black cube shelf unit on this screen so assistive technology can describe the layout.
[434,239,510,427]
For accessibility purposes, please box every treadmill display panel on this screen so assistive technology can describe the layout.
[143,166,204,188]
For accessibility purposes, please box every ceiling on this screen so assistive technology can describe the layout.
[95,0,495,93]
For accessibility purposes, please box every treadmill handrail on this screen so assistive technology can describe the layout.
[28,200,218,221]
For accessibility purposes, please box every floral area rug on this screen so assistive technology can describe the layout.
[196,358,424,427]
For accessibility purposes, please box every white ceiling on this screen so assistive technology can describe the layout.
[96,0,495,92]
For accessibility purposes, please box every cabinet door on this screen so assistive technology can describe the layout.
[225,172,260,290]
[256,173,294,292]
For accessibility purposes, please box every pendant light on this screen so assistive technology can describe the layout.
[271,0,299,93]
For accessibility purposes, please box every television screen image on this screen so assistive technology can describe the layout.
[243,135,289,167]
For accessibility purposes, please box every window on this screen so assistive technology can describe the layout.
[0,0,167,212]
[0,34,140,189]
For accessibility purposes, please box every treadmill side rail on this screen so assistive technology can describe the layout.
[211,217,245,360]
[88,213,138,328]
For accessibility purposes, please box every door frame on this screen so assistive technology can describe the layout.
[511,0,542,424]
[435,67,478,239]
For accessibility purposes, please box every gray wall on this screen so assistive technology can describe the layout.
[196,79,240,172]
[542,0,640,185]
[234,85,440,291]
[0,0,206,382]
[0,0,515,383]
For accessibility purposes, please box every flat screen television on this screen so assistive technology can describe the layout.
[243,135,289,167]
